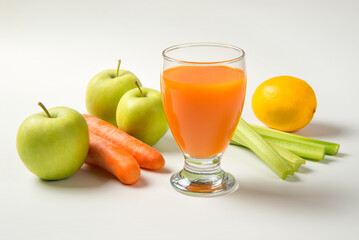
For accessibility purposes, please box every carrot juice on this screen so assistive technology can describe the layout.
[161,65,246,158]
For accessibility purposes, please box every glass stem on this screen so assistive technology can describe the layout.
[183,153,223,175]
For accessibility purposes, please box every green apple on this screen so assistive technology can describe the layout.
[85,60,141,126]
[116,83,169,146]
[16,102,89,180]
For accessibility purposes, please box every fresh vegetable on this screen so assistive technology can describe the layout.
[83,114,165,170]
[260,137,325,161]
[232,138,305,172]
[231,118,340,179]
[232,118,294,179]
[267,141,305,171]
[86,132,140,184]
[250,124,340,156]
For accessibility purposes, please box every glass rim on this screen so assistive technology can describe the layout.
[162,42,245,65]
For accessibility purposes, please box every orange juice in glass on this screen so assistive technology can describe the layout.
[161,43,246,196]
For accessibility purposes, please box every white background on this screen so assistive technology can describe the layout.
[1,0,359,239]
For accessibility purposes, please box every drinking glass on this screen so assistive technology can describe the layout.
[161,43,246,196]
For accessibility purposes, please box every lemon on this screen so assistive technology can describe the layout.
[251,76,317,132]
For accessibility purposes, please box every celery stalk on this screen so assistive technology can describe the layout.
[232,118,294,179]
[231,137,305,172]
[263,136,325,161]
[268,141,305,171]
[250,124,340,155]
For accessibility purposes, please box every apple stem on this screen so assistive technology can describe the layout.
[116,59,121,78]
[38,102,52,118]
[135,81,144,97]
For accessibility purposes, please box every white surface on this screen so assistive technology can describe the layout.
[1,0,359,239]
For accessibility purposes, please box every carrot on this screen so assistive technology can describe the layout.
[86,132,140,184]
[83,114,165,170]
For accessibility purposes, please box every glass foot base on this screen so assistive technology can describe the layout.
[170,169,237,197]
